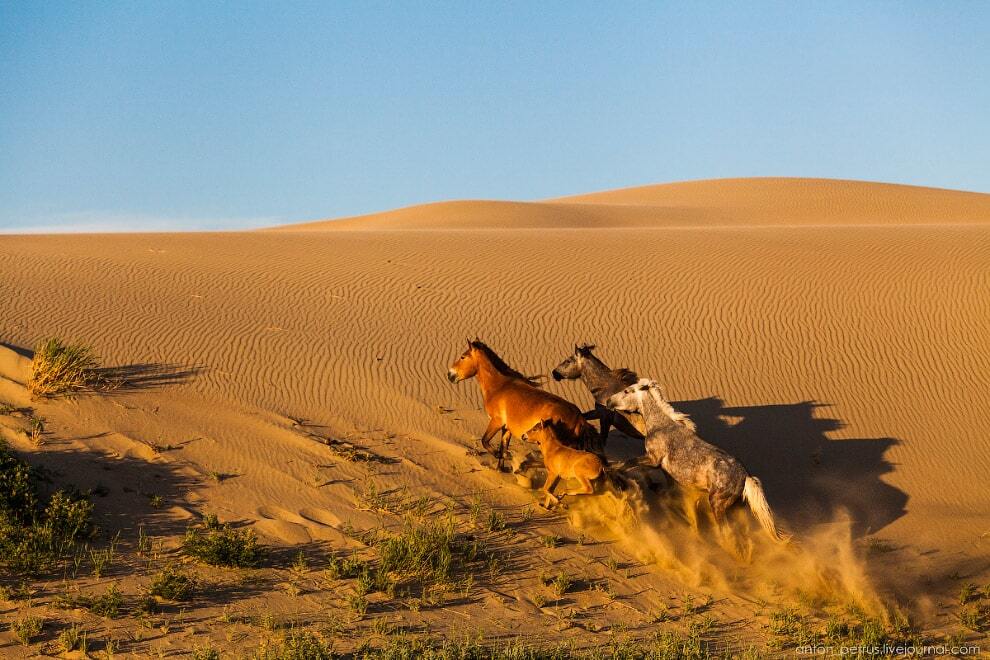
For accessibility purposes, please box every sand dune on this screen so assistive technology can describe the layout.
[1,177,988,653]
[273,178,990,230]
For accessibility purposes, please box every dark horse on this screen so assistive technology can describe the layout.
[551,344,646,445]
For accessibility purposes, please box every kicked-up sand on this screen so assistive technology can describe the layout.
[0,177,988,655]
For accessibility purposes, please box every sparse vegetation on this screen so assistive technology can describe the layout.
[959,582,978,604]
[327,512,500,612]
[90,532,120,577]
[58,622,88,652]
[348,635,571,659]
[29,416,45,445]
[56,583,125,618]
[549,571,572,598]
[959,604,986,631]
[0,581,31,601]
[326,550,370,581]
[192,645,222,660]
[10,613,43,645]
[183,518,265,567]
[91,583,124,617]
[28,337,106,396]
[0,440,93,574]
[255,628,334,659]
[148,564,196,601]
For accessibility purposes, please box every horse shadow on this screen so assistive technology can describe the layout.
[606,398,907,538]
[671,398,907,538]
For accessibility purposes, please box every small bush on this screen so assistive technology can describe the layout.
[28,338,104,397]
[55,584,124,618]
[0,441,93,574]
[549,572,572,598]
[88,583,124,618]
[10,614,43,645]
[325,551,368,580]
[58,623,87,652]
[193,645,222,660]
[148,564,196,601]
[255,629,334,659]
[356,635,571,659]
[183,520,265,567]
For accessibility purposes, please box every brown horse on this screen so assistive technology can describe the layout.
[521,419,606,508]
[447,340,595,470]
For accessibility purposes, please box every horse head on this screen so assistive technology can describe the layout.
[551,343,596,381]
[447,339,479,383]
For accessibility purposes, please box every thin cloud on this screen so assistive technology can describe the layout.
[0,212,281,234]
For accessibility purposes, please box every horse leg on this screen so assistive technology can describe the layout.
[497,430,512,472]
[542,473,561,509]
[710,491,745,559]
[682,490,701,533]
[709,491,728,529]
[598,406,612,450]
[479,418,503,458]
[573,476,595,497]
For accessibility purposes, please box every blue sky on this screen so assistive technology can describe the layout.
[1,2,988,232]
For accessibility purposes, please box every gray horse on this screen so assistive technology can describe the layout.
[551,344,648,446]
[607,379,788,543]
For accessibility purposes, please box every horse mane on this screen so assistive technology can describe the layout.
[470,340,544,387]
[650,389,697,432]
[611,368,639,387]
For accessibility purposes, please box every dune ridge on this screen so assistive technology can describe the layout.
[271,177,990,230]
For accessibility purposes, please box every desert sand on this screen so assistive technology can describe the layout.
[1,177,988,655]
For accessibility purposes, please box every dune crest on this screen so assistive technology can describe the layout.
[270,177,990,230]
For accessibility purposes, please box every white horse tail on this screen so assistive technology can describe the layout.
[742,476,790,543]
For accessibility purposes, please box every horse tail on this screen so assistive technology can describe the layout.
[742,476,790,543]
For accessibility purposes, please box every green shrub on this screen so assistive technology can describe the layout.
[58,623,87,652]
[193,645,222,660]
[148,564,196,601]
[356,635,570,659]
[325,551,368,580]
[28,338,104,396]
[331,514,492,607]
[88,583,124,618]
[0,442,39,518]
[183,521,265,567]
[255,629,334,659]
[10,614,43,646]
[0,441,93,574]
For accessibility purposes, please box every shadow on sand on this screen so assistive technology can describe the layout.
[98,362,204,391]
[1,340,202,392]
[607,398,907,538]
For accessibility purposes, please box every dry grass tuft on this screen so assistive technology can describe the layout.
[28,338,106,396]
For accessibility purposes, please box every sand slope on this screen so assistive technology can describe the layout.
[273,178,990,230]
[1,177,989,652]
